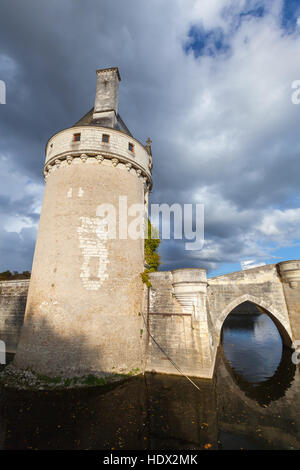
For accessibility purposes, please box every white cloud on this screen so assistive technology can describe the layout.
[258,208,300,244]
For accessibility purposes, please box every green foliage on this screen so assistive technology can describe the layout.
[144,220,161,271]
[141,220,161,287]
[0,270,31,281]
[127,367,140,376]
[141,271,151,287]
[35,372,107,387]
[81,374,107,386]
[36,373,62,384]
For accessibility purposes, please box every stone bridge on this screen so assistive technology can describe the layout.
[146,260,300,378]
[0,261,299,379]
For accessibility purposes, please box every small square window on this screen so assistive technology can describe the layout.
[102,134,110,143]
[128,142,134,152]
[73,133,81,142]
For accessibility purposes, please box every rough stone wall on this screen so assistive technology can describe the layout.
[94,68,120,115]
[5,251,297,379]
[0,280,29,353]
[207,264,292,345]
[14,160,147,377]
[278,261,300,342]
[145,265,296,379]
[281,283,300,342]
[146,272,213,378]
[148,272,182,315]
[46,126,151,174]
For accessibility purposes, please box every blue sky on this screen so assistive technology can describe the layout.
[186,0,300,58]
[180,0,300,276]
[282,0,300,30]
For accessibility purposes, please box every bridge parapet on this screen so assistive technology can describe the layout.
[278,260,300,289]
[278,260,300,342]
[172,268,207,320]
[207,263,292,345]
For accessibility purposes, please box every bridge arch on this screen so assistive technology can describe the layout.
[216,293,292,347]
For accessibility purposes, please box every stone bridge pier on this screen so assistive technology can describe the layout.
[146,260,300,379]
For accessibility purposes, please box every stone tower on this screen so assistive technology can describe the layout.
[14,67,152,377]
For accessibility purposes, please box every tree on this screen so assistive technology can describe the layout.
[0,270,31,281]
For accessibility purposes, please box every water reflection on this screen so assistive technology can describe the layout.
[221,302,296,406]
[222,302,283,383]
[0,301,299,450]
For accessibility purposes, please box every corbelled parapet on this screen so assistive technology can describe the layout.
[44,126,152,190]
[172,268,207,320]
[278,260,300,289]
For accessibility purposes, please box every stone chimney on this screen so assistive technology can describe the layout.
[93,67,121,127]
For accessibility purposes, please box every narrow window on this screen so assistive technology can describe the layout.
[102,134,110,143]
[128,142,134,153]
[73,133,81,142]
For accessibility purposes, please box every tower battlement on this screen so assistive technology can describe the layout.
[44,126,152,189]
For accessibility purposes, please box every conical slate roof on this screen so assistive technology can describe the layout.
[73,107,132,137]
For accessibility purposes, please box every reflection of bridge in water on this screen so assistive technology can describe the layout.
[221,303,296,405]
[0,346,299,450]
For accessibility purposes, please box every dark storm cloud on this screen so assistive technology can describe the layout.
[0,227,36,272]
[0,0,299,273]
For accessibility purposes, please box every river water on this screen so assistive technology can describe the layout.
[0,302,299,450]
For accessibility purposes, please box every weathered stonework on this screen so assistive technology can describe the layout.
[0,280,29,353]
[278,261,300,343]
[14,152,150,377]
[2,261,300,379]
[93,67,120,126]
[13,68,152,377]
[145,263,300,379]
[2,66,299,381]
[44,127,152,185]
[146,271,213,378]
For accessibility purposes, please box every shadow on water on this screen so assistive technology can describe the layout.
[0,301,299,450]
[220,302,296,406]
[221,344,296,406]
[0,373,218,450]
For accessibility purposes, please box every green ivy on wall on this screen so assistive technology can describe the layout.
[141,220,161,287]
